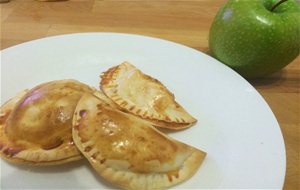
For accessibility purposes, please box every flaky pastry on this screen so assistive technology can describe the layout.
[72,92,206,189]
[100,62,197,130]
[0,80,93,165]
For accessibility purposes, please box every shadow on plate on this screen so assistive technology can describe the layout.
[1,158,117,189]
[157,124,194,134]
[3,158,83,173]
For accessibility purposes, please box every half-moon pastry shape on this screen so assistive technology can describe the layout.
[72,93,206,189]
[0,80,93,165]
[100,62,197,130]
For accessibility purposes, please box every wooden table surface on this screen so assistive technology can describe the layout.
[0,0,299,189]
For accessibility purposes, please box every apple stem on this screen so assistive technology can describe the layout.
[271,0,289,12]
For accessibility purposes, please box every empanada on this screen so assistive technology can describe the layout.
[0,80,93,165]
[72,93,206,189]
[100,62,197,130]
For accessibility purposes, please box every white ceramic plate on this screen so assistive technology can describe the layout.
[0,33,285,189]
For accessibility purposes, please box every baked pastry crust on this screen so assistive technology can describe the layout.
[100,62,197,130]
[72,92,206,189]
[0,80,93,165]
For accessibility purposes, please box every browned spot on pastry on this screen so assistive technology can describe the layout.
[165,116,171,121]
[167,169,179,182]
[129,106,135,111]
[130,150,137,156]
[79,109,87,118]
[120,101,128,106]
[80,137,88,143]
[137,136,146,142]
[3,146,24,157]
[100,66,119,85]
[136,109,142,114]
[85,146,92,152]
[0,110,11,125]
[91,152,99,160]
[42,138,63,150]
[100,158,106,164]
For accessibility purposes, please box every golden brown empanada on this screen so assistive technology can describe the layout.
[0,80,93,165]
[100,62,197,130]
[72,93,206,189]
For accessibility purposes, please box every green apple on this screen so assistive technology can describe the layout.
[209,0,300,78]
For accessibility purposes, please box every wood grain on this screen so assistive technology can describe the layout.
[1,0,299,189]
